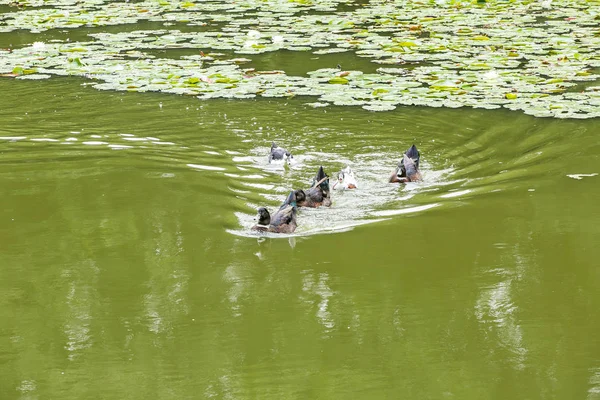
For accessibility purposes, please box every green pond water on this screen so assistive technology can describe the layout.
[1,3,600,398]
[2,76,599,400]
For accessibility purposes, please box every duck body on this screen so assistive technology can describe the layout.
[296,166,331,207]
[268,142,292,164]
[333,166,358,190]
[252,191,298,233]
[390,144,422,183]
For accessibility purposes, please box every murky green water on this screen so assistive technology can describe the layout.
[1,69,600,399]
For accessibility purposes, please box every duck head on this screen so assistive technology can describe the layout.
[293,189,306,204]
[256,207,271,225]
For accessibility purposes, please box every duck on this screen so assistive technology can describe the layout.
[268,142,293,164]
[295,166,332,207]
[389,144,422,183]
[333,165,358,190]
[251,191,298,233]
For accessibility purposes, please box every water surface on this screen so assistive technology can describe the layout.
[1,76,599,399]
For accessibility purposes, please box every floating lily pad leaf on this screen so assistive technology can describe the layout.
[362,103,396,111]
[313,47,349,55]
[328,76,349,84]
[16,73,51,80]
[376,67,407,75]
[372,88,389,96]
[471,103,502,110]
[1,0,600,118]
[306,102,329,108]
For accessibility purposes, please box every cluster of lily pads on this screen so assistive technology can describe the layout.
[1,0,600,117]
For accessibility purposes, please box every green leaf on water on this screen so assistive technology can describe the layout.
[372,88,389,96]
[328,77,349,84]
[68,57,84,66]
[0,0,598,118]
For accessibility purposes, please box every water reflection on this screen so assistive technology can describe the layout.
[475,276,527,369]
[474,241,533,372]
[143,218,189,337]
[301,271,335,334]
[62,261,98,361]
[223,263,249,318]
[589,368,600,400]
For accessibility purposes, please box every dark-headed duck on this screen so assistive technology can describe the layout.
[252,191,298,233]
[296,166,332,207]
[390,144,422,183]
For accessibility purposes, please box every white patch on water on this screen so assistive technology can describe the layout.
[440,189,472,198]
[567,173,597,180]
[588,368,600,399]
[152,141,174,145]
[187,163,226,171]
[372,203,440,217]
[0,136,26,140]
[224,173,265,179]
[82,141,108,145]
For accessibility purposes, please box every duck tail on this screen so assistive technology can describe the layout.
[405,144,420,169]
[405,144,419,159]
[316,166,327,181]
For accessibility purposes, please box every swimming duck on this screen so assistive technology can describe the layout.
[295,166,332,207]
[390,144,422,183]
[333,165,358,190]
[251,191,298,233]
[268,142,293,164]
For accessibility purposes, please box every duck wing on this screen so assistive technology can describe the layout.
[403,154,418,178]
[304,186,324,203]
[270,204,297,229]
